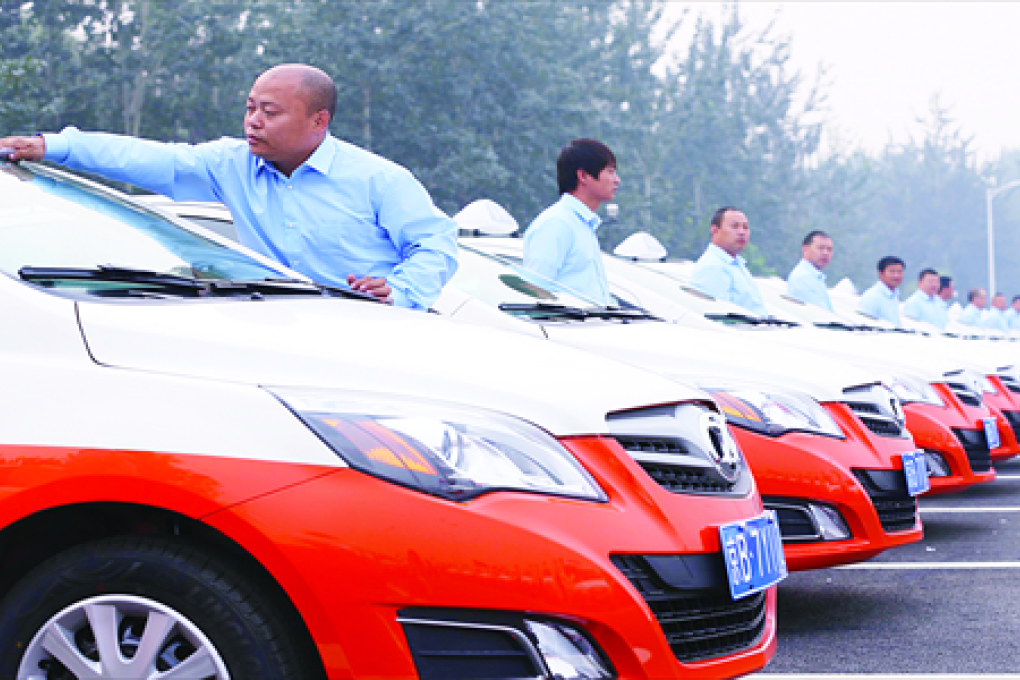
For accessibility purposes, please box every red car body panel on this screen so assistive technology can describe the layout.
[905,384,998,495]
[731,403,922,571]
[0,437,778,680]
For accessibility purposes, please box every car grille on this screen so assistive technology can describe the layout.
[842,384,907,438]
[844,400,905,437]
[611,553,767,664]
[1001,410,1020,441]
[943,380,983,407]
[952,428,993,472]
[997,373,1020,394]
[851,469,919,533]
[615,436,737,494]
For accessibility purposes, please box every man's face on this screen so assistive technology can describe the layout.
[973,290,988,308]
[244,69,325,168]
[580,165,620,205]
[918,273,940,296]
[802,235,833,269]
[993,294,1008,311]
[939,281,955,301]
[1012,298,1020,313]
[878,263,905,290]
[710,210,750,257]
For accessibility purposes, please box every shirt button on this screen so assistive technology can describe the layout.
[288,185,294,190]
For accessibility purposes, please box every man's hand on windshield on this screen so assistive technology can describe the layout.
[0,136,45,161]
[347,274,393,304]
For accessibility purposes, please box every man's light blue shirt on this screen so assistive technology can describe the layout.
[523,194,611,306]
[983,308,1010,331]
[786,258,833,311]
[901,290,948,329]
[858,281,901,325]
[1006,307,1020,330]
[43,127,458,309]
[958,304,984,326]
[690,244,768,316]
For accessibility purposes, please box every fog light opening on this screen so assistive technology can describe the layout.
[525,620,614,680]
[922,450,951,477]
[807,503,851,541]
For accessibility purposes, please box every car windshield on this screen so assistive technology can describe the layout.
[0,161,290,294]
[455,245,600,307]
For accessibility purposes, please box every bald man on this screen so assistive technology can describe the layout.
[0,64,457,310]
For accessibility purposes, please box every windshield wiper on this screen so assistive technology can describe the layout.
[579,307,662,321]
[498,302,659,322]
[498,302,591,320]
[20,265,207,292]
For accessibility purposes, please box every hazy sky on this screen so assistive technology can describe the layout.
[673,1,1020,163]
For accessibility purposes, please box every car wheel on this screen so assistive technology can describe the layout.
[0,535,317,679]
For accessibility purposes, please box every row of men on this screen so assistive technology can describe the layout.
[0,63,670,312]
[787,233,1020,332]
[1,60,1003,329]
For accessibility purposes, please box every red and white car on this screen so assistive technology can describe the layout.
[0,157,782,678]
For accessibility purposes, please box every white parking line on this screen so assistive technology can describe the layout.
[835,561,1020,570]
[992,474,1020,480]
[920,506,1020,513]
[754,676,1020,679]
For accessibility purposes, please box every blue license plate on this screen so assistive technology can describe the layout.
[719,511,787,600]
[901,449,930,496]
[983,417,1001,450]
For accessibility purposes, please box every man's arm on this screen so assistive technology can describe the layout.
[374,168,459,310]
[858,287,881,318]
[523,217,572,285]
[8,128,225,203]
[690,261,732,301]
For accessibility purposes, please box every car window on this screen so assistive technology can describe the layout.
[0,163,287,289]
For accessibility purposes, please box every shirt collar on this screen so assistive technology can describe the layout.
[254,135,335,178]
[559,193,602,231]
[708,243,746,267]
[799,258,826,281]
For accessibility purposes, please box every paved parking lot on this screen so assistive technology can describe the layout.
[757,457,1020,678]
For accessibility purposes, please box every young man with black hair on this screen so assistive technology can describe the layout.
[689,206,768,315]
[786,230,834,311]
[523,138,619,306]
[902,268,948,329]
[858,255,905,325]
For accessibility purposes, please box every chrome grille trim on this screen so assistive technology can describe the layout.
[842,384,909,438]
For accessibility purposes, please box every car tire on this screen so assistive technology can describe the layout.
[0,535,319,679]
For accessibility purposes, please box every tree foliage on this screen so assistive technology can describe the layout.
[1,0,1010,294]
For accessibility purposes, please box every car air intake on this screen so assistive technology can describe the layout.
[610,553,767,663]
[952,428,993,472]
[851,468,919,533]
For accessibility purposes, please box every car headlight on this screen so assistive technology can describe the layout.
[882,373,945,407]
[268,386,606,502]
[701,386,845,439]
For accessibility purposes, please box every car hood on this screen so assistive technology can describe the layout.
[538,320,879,402]
[76,297,706,436]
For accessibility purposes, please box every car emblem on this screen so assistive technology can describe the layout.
[702,411,741,483]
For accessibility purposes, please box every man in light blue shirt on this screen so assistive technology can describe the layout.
[690,207,768,316]
[984,293,1011,331]
[958,288,987,326]
[786,230,834,311]
[901,268,948,329]
[0,63,457,310]
[524,138,617,306]
[1006,296,1020,330]
[858,256,904,325]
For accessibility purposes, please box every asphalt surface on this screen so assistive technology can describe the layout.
[756,457,1020,678]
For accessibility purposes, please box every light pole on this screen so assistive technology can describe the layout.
[986,180,1020,296]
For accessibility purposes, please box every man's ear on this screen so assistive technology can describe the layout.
[312,109,330,131]
[577,168,592,186]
